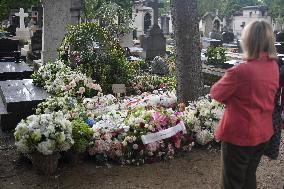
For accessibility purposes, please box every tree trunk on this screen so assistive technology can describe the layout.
[171,0,202,104]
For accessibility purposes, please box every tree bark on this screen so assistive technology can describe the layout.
[171,0,202,104]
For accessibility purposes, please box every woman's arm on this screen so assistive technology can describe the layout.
[210,66,238,104]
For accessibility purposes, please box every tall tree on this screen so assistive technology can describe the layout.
[263,0,284,24]
[83,0,133,36]
[171,0,203,103]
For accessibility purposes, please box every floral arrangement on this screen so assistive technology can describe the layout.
[32,60,103,101]
[32,60,72,88]
[124,90,177,109]
[36,96,78,114]
[121,107,194,165]
[181,95,224,145]
[89,126,127,163]
[14,112,74,155]
[128,73,164,95]
[60,72,102,100]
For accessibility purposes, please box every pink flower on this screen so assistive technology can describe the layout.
[91,84,102,92]
[146,142,159,152]
[152,112,168,130]
[77,87,85,94]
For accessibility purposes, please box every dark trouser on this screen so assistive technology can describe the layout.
[221,141,268,189]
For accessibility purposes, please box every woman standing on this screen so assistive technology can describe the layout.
[210,21,279,189]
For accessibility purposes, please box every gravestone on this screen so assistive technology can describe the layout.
[143,0,166,60]
[209,39,222,47]
[9,9,20,27]
[0,79,50,130]
[31,5,43,28]
[209,31,223,41]
[150,56,169,75]
[15,8,31,41]
[31,30,42,59]
[0,38,20,62]
[276,31,284,42]
[222,31,234,44]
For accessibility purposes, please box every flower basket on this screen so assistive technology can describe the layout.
[29,152,60,175]
[61,150,86,164]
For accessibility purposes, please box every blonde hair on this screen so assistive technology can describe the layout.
[241,20,277,60]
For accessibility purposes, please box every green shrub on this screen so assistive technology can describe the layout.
[204,46,227,65]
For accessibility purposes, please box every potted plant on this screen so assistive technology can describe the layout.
[14,111,74,174]
[69,119,94,163]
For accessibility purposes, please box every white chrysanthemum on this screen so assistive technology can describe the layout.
[195,130,214,145]
[37,139,56,155]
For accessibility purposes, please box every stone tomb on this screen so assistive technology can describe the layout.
[0,61,33,80]
[0,79,50,131]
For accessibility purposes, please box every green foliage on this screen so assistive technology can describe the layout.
[72,119,94,153]
[204,46,227,65]
[83,0,132,36]
[160,0,170,15]
[59,22,134,94]
[197,0,263,20]
[263,0,284,24]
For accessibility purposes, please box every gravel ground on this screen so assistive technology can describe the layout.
[0,130,283,189]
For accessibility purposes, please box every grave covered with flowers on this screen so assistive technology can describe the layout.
[13,58,224,174]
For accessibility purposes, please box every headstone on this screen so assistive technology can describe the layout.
[150,56,169,75]
[276,31,284,42]
[31,4,43,28]
[0,79,50,130]
[9,9,20,28]
[15,8,28,30]
[15,8,31,41]
[143,0,166,60]
[222,31,234,44]
[209,39,222,47]
[31,30,42,59]
[0,38,20,62]
[209,31,223,41]
[71,0,83,25]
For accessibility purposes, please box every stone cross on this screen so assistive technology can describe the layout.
[15,8,28,29]
[147,0,163,26]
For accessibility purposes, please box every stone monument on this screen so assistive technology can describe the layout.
[143,0,166,60]
[15,8,31,41]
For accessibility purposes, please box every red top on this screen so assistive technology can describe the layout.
[210,53,279,146]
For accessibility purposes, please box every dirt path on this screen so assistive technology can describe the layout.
[0,131,283,189]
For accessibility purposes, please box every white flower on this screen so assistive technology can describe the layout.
[37,139,56,155]
[195,130,214,145]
